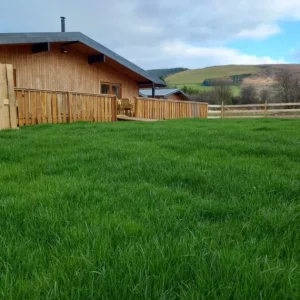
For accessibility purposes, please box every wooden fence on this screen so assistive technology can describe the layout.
[15,89,117,127]
[209,102,300,119]
[119,97,208,120]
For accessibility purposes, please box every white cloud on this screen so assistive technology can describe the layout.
[0,0,298,69]
[120,42,286,69]
[236,24,281,40]
[162,43,286,67]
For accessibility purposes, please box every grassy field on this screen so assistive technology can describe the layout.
[1,119,300,299]
[173,83,241,96]
[166,65,261,86]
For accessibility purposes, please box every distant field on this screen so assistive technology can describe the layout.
[1,120,300,299]
[166,65,262,86]
[174,83,241,96]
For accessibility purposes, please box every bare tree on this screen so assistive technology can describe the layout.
[213,85,233,104]
[260,89,271,103]
[275,71,299,103]
[240,86,258,104]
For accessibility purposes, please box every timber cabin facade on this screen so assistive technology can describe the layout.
[0,30,164,98]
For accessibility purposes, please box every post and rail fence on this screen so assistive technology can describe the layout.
[209,101,300,119]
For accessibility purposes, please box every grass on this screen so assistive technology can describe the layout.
[166,65,262,86]
[0,119,300,299]
[173,83,241,96]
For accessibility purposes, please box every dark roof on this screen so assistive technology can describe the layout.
[139,88,189,98]
[0,32,165,86]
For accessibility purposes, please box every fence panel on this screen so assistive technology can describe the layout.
[14,88,117,127]
[131,97,208,120]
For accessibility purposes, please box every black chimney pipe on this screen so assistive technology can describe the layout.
[61,17,66,32]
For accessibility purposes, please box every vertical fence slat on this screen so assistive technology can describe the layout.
[57,94,62,123]
[24,91,30,125]
[46,93,52,123]
[51,93,57,124]
[30,91,36,125]
[96,96,100,122]
[16,91,23,127]
[62,93,67,123]
[41,92,46,124]
[36,92,42,124]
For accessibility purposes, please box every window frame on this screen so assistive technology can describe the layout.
[100,82,122,98]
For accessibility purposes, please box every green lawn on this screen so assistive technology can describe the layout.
[1,119,300,299]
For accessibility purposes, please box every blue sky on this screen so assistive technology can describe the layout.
[228,21,300,63]
[1,0,300,69]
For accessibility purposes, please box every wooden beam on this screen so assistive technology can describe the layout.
[88,54,105,64]
[152,82,155,98]
[32,42,50,54]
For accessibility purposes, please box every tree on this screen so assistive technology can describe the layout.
[213,85,233,104]
[240,86,258,104]
[181,85,198,95]
[260,89,271,103]
[275,71,300,103]
[189,91,218,104]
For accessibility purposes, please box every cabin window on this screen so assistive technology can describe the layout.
[112,85,121,99]
[101,84,110,94]
[101,83,122,98]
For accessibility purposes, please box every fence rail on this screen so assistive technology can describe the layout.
[15,88,117,127]
[119,97,208,120]
[208,102,300,119]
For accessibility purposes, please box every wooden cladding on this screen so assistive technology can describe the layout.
[15,88,117,127]
[134,97,208,119]
[0,44,139,97]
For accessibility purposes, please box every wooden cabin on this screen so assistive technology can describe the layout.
[0,32,164,98]
[139,88,190,101]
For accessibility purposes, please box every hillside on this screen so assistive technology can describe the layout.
[147,67,188,79]
[166,65,261,85]
[165,64,300,95]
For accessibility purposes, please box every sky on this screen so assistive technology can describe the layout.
[2,0,300,70]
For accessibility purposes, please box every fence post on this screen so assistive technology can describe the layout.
[221,101,224,119]
[0,98,11,130]
[6,65,17,129]
[264,101,267,118]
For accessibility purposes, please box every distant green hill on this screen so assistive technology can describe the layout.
[166,65,261,85]
[163,64,300,96]
[147,68,188,79]
[165,65,263,95]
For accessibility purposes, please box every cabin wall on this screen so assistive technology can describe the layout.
[0,44,139,98]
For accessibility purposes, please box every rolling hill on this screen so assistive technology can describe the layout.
[165,64,300,95]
